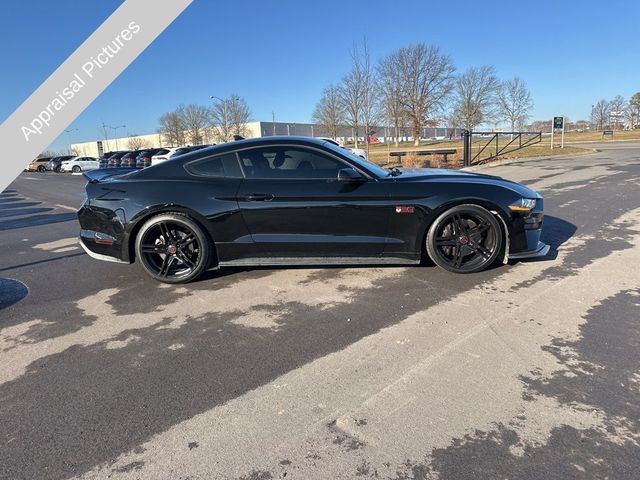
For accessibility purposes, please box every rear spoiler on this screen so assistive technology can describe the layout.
[83,168,136,183]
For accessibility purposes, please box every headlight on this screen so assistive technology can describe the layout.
[508,198,537,212]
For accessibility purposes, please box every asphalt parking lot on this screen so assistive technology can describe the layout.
[1,143,639,480]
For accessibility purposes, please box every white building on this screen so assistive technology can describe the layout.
[71,121,458,157]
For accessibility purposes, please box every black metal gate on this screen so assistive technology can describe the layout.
[462,131,542,167]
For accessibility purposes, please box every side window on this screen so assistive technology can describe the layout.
[186,153,240,177]
[238,147,346,179]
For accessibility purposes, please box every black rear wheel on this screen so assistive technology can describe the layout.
[135,213,212,283]
[37,165,45,172]
[426,204,503,273]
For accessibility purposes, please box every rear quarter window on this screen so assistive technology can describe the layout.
[185,153,241,178]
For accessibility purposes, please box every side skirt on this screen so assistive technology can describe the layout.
[218,256,420,267]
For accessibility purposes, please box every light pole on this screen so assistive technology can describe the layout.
[105,124,126,149]
[210,95,228,142]
[64,128,78,154]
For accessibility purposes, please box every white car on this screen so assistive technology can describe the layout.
[151,147,192,166]
[60,156,99,173]
[317,137,368,160]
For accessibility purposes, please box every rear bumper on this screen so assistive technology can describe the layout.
[79,236,128,264]
[508,241,550,260]
[78,226,131,264]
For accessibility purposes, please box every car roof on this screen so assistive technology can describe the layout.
[195,136,330,155]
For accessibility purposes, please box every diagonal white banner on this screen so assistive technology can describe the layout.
[0,0,193,193]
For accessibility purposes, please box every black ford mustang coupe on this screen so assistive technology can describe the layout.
[77,136,549,283]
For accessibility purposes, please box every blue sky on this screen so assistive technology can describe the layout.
[1,0,638,153]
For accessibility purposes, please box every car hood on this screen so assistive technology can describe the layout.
[391,168,541,198]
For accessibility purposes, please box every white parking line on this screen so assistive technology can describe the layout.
[55,204,78,212]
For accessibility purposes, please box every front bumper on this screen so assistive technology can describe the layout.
[508,241,550,259]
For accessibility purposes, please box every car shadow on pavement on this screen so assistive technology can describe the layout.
[509,215,577,265]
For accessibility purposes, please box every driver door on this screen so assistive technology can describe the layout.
[236,145,390,257]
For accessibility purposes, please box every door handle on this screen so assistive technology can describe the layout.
[246,193,274,201]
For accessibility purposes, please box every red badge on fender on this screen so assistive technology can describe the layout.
[395,206,415,214]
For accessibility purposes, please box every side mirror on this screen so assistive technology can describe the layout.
[337,167,365,182]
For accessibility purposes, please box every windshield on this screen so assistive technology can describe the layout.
[321,141,389,178]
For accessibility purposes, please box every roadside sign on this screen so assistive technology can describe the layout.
[553,116,564,129]
[97,140,103,157]
[551,116,565,150]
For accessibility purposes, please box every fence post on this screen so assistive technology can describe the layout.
[463,130,470,167]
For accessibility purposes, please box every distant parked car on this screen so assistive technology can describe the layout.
[318,137,368,160]
[60,156,99,173]
[135,148,164,169]
[150,147,191,166]
[119,150,147,168]
[27,157,52,172]
[98,151,121,169]
[107,151,130,168]
[48,155,75,173]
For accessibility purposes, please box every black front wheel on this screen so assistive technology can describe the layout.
[135,213,212,283]
[72,165,81,173]
[426,204,503,273]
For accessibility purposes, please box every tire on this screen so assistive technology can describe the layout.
[37,165,45,172]
[72,165,81,173]
[426,204,503,274]
[54,166,61,173]
[135,213,212,283]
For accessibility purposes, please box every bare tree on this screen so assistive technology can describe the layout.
[377,50,406,146]
[227,95,252,137]
[609,95,626,129]
[39,150,59,158]
[496,77,534,132]
[356,39,380,148]
[127,135,149,150]
[395,43,455,146]
[180,104,209,145]
[209,98,232,142]
[312,85,345,139]
[627,92,640,129]
[209,95,251,142]
[339,60,365,148]
[609,95,626,112]
[591,99,610,130]
[158,110,186,146]
[450,66,499,131]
